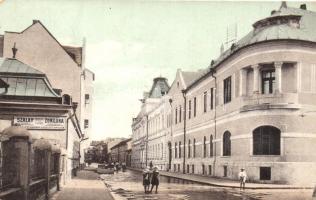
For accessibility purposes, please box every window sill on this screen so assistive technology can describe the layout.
[221,156,231,158]
[250,155,281,157]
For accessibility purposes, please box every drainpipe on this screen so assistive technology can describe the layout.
[168,98,173,171]
[210,68,217,176]
[181,90,187,174]
[66,102,78,150]
[145,115,149,167]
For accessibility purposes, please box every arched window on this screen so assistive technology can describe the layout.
[188,139,191,158]
[223,131,231,156]
[210,135,213,157]
[203,136,206,157]
[253,126,280,155]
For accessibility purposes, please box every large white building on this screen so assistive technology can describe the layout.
[132,3,316,185]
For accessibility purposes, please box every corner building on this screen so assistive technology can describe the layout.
[180,4,316,184]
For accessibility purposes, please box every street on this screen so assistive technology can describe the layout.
[102,169,313,200]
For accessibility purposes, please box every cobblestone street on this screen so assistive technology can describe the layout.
[102,169,313,200]
[52,170,114,200]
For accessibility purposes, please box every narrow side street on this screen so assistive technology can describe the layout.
[51,170,114,200]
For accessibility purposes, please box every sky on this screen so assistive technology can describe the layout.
[0,0,315,140]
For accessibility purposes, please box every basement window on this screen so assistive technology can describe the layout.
[260,167,271,180]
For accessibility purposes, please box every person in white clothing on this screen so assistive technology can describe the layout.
[238,168,247,190]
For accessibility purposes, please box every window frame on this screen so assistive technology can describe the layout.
[223,76,232,104]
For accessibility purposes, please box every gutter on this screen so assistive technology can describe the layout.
[210,69,217,176]
[185,39,316,92]
[181,89,187,174]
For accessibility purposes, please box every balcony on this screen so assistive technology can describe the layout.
[240,92,300,112]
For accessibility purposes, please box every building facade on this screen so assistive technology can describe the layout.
[132,3,316,185]
[0,20,94,163]
[131,77,170,169]
[0,57,82,185]
[110,138,132,164]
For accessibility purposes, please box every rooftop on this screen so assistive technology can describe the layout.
[213,3,316,68]
[0,57,60,97]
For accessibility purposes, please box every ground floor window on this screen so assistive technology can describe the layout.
[260,167,271,180]
[192,165,195,174]
[208,165,212,175]
[178,164,180,172]
[174,164,176,172]
[223,166,227,177]
[187,164,190,173]
[202,164,205,175]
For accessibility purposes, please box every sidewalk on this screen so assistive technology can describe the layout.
[52,170,114,200]
[129,167,313,189]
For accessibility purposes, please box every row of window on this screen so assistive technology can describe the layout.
[173,125,281,158]
[174,66,279,125]
[148,143,164,160]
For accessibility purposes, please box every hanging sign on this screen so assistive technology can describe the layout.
[13,116,66,130]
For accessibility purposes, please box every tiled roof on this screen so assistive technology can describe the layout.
[63,45,83,66]
[148,77,170,98]
[186,5,316,91]
[213,6,316,67]
[182,70,206,87]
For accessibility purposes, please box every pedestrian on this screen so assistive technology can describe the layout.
[150,166,160,194]
[239,168,247,190]
[142,167,150,193]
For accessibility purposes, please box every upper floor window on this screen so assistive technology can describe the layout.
[210,88,214,110]
[193,97,197,117]
[179,106,182,123]
[175,108,178,124]
[175,142,177,158]
[262,69,275,94]
[85,94,90,104]
[203,92,207,113]
[253,126,280,155]
[203,136,206,157]
[188,100,192,119]
[84,119,89,129]
[223,131,231,156]
[223,76,231,104]
[179,141,182,158]
[188,139,191,158]
[210,135,213,157]
[193,138,196,158]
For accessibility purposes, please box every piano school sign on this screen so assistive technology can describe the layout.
[14,116,66,130]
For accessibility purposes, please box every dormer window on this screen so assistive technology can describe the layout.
[253,15,301,31]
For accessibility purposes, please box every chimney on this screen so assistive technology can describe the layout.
[300,4,307,10]
[33,20,40,24]
[12,42,17,59]
[280,1,287,9]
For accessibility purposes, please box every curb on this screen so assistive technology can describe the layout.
[127,167,313,190]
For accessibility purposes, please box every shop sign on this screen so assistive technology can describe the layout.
[13,116,66,130]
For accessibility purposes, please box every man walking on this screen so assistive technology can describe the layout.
[239,168,247,190]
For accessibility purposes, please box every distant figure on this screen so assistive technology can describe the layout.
[149,161,153,169]
[122,162,126,172]
[150,166,160,194]
[239,168,247,190]
[142,167,150,193]
[115,162,120,173]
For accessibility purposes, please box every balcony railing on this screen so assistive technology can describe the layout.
[240,92,299,112]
